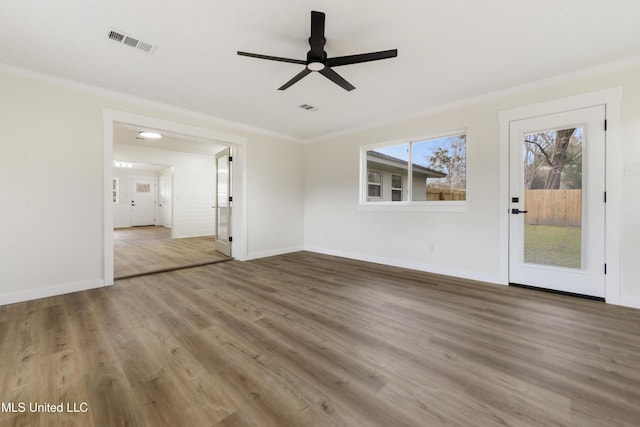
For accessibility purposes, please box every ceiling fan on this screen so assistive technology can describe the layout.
[237,11,398,91]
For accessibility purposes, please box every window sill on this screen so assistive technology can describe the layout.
[358,201,469,212]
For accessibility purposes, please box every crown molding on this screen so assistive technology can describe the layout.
[0,62,302,143]
[305,54,640,144]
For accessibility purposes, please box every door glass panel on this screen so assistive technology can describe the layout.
[522,126,583,269]
[217,153,229,241]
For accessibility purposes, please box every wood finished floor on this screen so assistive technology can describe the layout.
[1,251,640,426]
[114,226,231,279]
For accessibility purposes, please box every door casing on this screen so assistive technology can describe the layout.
[508,106,605,297]
[215,147,232,256]
[498,88,623,304]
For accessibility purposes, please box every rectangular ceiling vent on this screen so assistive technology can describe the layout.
[108,29,157,54]
[299,104,317,112]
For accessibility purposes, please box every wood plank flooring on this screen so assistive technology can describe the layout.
[2,251,640,426]
[114,226,231,279]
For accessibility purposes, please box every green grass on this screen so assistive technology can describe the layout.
[524,225,582,269]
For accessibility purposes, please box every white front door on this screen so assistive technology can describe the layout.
[215,148,232,256]
[130,177,157,226]
[509,105,606,297]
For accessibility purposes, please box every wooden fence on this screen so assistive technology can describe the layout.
[426,189,466,201]
[524,189,581,226]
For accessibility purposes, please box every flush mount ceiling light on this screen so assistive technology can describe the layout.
[139,131,162,139]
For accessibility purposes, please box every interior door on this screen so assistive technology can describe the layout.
[130,177,157,226]
[509,106,605,297]
[215,148,232,256]
[158,171,173,228]
[158,175,165,227]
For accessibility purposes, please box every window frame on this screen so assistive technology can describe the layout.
[359,129,468,212]
[391,174,402,201]
[367,170,383,200]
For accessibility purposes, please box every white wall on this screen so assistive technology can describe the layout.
[304,61,640,308]
[245,137,305,259]
[113,146,216,238]
[0,69,305,305]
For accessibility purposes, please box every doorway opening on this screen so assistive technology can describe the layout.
[112,123,233,279]
[103,110,248,285]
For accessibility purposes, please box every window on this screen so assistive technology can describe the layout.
[112,177,119,204]
[361,130,467,207]
[367,171,382,199]
[391,175,402,201]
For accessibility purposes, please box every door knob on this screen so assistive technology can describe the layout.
[511,209,528,214]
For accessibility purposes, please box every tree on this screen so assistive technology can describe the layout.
[524,128,581,190]
[427,135,466,190]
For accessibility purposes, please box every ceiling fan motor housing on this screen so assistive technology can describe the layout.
[237,10,397,91]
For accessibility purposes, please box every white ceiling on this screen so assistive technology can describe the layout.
[2,1,640,140]
[114,124,227,156]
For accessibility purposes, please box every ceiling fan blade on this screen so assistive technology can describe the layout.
[326,49,398,67]
[278,68,312,90]
[309,11,326,58]
[237,51,306,65]
[319,67,355,91]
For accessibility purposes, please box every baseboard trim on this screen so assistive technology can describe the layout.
[245,246,305,261]
[616,294,640,310]
[304,246,504,286]
[0,279,105,307]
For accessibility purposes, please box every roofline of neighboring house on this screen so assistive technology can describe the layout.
[367,150,447,178]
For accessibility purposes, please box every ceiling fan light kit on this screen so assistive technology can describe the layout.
[237,11,398,91]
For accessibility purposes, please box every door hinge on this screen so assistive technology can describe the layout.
[229,156,233,162]
[228,236,233,242]
[604,191,607,203]
[604,263,607,275]
[604,119,607,131]
[229,196,233,202]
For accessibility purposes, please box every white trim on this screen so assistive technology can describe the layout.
[2,56,639,145]
[0,62,299,143]
[305,246,504,286]
[305,55,640,145]
[103,109,249,287]
[245,246,306,261]
[104,118,115,285]
[357,203,468,212]
[498,87,624,305]
[618,295,640,310]
[359,128,469,210]
[0,279,103,306]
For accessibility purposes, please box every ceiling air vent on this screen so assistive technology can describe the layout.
[107,29,157,54]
